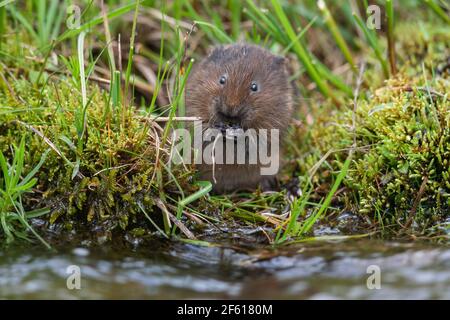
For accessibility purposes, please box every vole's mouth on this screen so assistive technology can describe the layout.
[212,123,245,140]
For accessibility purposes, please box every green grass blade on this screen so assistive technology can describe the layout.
[10,136,25,189]
[244,0,287,43]
[0,5,5,50]
[270,0,333,100]
[161,58,194,145]
[318,0,356,72]
[45,0,59,42]
[13,198,51,249]
[37,0,46,45]
[298,153,352,236]
[0,0,16,8]
[386,0,397,75]
[172,181,212,235]
[314,59,354,97]
[7,6,38,41]
[229,0,241,40]
[19,149,49,188]
[124,0,140,105]
[353,13,389,78]
[0,150,10,189]
[57,1,142,43]
[281,16,317,55]
[25,207,50,219]
[193,20,233,43]
[424,0,450,24]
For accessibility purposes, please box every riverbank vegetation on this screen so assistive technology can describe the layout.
[0,0,449,247]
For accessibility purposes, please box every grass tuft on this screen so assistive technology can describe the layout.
[0,136,51,248]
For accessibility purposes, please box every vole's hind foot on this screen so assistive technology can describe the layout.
[260,176,280,192]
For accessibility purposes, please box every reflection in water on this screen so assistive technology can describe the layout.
[1,240,449,299]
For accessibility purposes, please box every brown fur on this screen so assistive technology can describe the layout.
[185,44,293,193]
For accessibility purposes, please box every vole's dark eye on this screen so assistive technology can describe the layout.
[219,76,226,85]
[250,82,258,92]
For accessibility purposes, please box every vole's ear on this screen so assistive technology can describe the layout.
[206,47,216,57]
[273,56,286,66]
[270,55,287,71]
[207,46,225,62]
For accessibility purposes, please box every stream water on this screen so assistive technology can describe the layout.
[1,238,449,299]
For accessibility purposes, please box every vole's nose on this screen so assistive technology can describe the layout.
[217,99,244,117]
[212,98,246,129]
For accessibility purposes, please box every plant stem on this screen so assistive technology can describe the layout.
[386,0,397,75]
[318,0,357,73]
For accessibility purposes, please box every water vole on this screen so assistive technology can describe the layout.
[185,44,293,193]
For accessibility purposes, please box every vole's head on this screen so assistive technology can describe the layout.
[186,44,293,132]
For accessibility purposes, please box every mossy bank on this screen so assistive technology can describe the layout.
[289,23,449,238]
[0,1,449,246]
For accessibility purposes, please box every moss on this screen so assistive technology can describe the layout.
[290,24,450,233]
[1,15,448,244]
[0,43,193,239]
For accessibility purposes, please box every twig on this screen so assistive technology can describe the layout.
[352,61,366,148]
[405,176,428,228]
[13,120,84,178]
[146,8,194,30]
[0,68,18,103]
[93,65,154,94]
[154,198,196,240]
[93,164,132,176]
[100,0,116,72]
[144,116,202,122]
[386,0,397,75]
